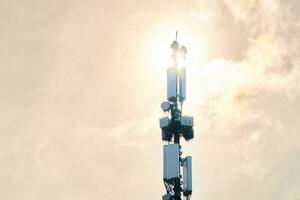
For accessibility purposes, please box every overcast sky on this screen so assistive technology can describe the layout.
[0,0,299,200]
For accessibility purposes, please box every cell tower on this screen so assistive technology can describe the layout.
[159,32,194,200]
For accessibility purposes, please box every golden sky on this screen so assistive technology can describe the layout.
[0,0,300,200]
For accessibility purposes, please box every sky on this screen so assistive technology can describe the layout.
[0,0,299,200]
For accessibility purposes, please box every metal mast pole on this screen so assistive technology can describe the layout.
[160,33,194,200]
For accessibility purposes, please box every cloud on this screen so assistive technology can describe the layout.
[189,0,300,199]
[0,0,299,200]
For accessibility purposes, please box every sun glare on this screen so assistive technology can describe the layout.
[143,23,208,109]
[149,30,204,75]
[145,22,246,113]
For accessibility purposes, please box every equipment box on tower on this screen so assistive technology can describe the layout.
[163,144,180,181]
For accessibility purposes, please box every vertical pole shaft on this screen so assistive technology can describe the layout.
[174,62,182,200]
[173,102,181,200]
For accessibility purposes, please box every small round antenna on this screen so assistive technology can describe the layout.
[180,45,187,59]
[161,101,171,112]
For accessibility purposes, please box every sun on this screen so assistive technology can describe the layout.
[148,29,205,76]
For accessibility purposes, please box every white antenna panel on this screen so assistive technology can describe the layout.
[167,67,177,102]
[163,144,180,181]
[183,156,192,194]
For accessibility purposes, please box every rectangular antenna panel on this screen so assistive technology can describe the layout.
[183,156,192,194]
[162,194,173,200]
[163,144,180,180]
[181,116,193,127]
[167,67,177,102]
[179,67,186,102]
[160,117,170,128]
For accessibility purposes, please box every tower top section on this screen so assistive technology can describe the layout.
[170,32,187,69]
[166,32,188,103]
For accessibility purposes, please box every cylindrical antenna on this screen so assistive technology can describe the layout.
[175,31,178,41]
